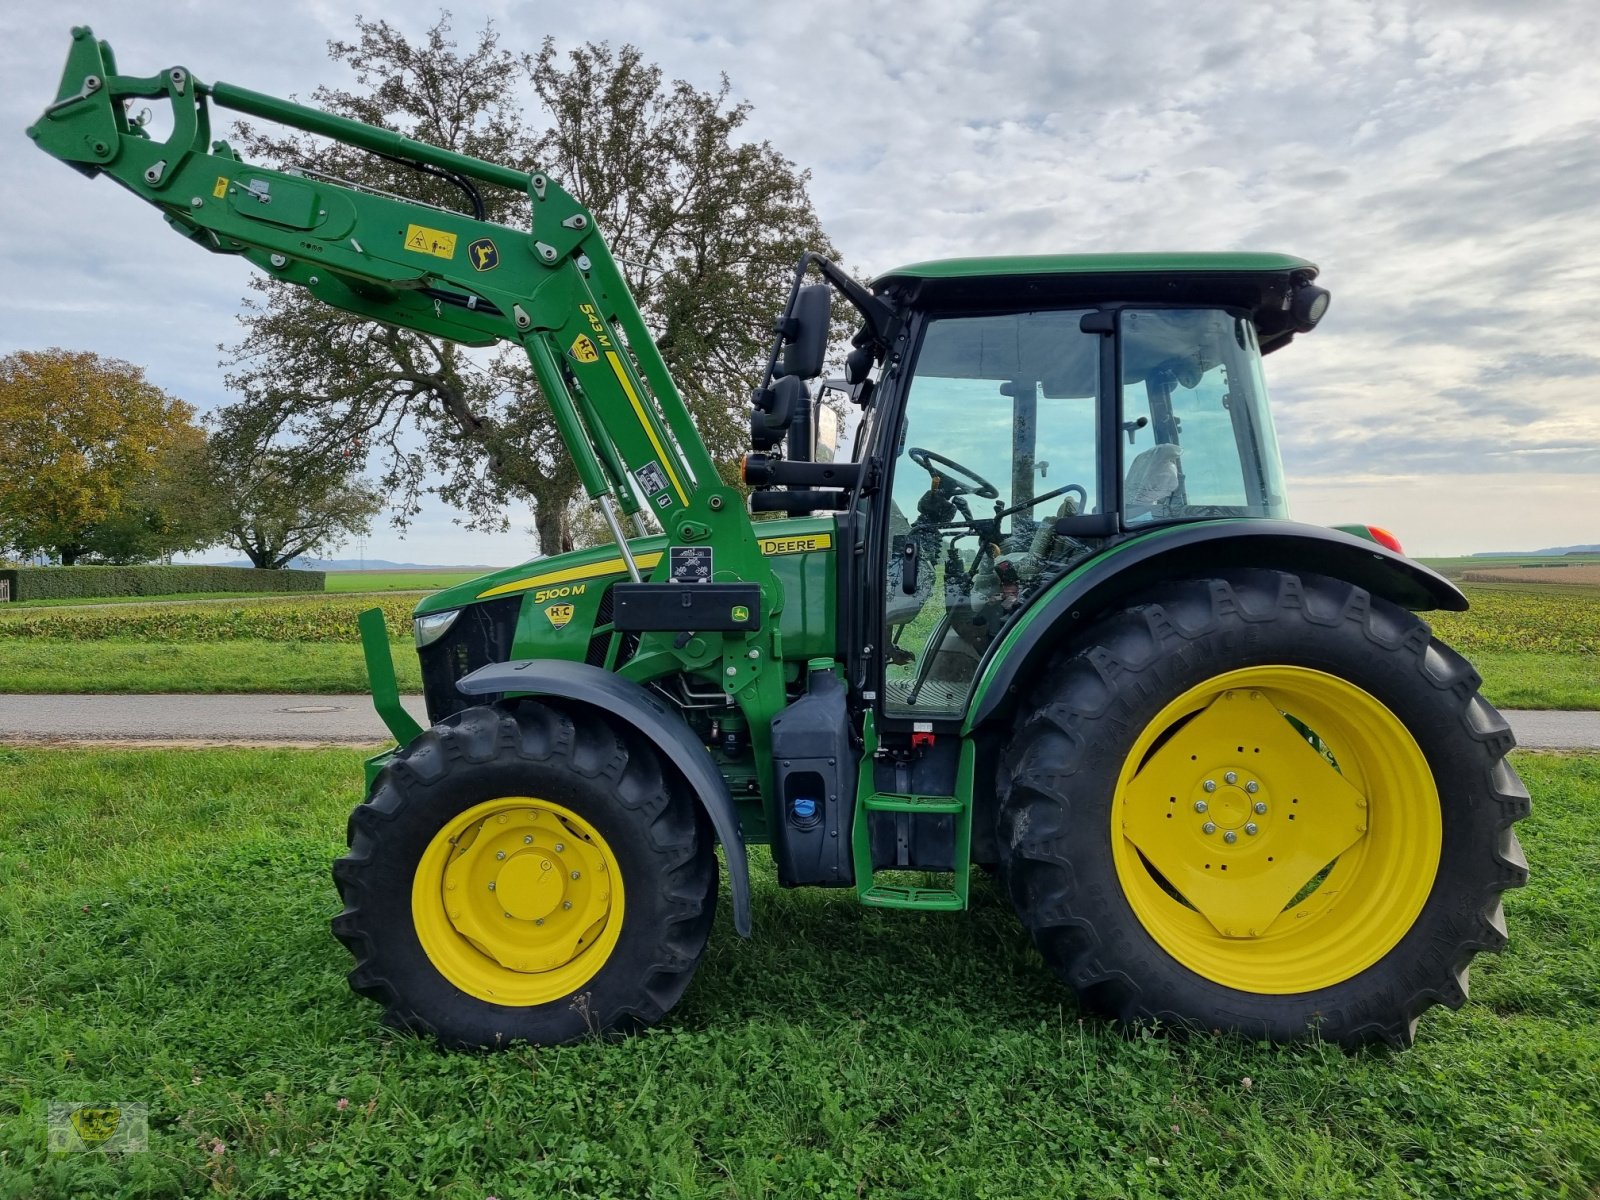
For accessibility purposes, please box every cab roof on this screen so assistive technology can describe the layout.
[870,252,1320,353]
[873,251,1316,285]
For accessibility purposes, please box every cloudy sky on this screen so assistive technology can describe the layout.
[4,0,1597,562]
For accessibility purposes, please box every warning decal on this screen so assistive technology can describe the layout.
[404,224,457,260]
[634,460,669,497]
[212,176,229,199]
[669,545,713,584]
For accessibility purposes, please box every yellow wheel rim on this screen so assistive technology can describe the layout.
[412,797,624,1005]
[1111,666,1442,993]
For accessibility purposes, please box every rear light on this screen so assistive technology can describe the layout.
[1366,525,1404,554]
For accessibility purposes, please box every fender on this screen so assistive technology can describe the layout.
[456,658,753,937]
[964,519,1467,732]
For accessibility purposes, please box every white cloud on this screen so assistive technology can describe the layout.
[4,0,1597,560]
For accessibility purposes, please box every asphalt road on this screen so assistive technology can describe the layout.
[0,694,1596,750]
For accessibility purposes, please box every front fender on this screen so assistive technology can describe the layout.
[457,658,753,937]
[964,520,1466,733]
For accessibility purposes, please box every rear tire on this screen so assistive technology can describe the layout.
[332,701,717,1048]
[997,569,1529,1047]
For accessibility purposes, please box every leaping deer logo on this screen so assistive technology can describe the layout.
[468,238,499,272]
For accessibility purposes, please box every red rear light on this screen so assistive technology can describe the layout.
[1366,525,1404,554]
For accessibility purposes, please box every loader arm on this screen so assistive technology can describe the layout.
[27,27,788,743]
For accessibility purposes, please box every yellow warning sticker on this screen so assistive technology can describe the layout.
[570,334,599,364]
[545,602,576,629]
[404,224,457,260]
[759,532,833,556]
[212,176,229,199]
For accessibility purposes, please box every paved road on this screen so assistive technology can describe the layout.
[0,694,1596,750]
[0,694,427,745]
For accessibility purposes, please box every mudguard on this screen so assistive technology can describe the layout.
[456,658,753,937]
[964,519,1467,732]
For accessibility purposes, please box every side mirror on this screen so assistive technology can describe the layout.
[751,376,808,450]
[774,284,831,380]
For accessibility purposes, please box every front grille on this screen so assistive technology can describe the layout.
[417,596,522,722]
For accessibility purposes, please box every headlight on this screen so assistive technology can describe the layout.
[414,609,461,648]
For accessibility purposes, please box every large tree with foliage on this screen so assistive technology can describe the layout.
[223,14,836,554]
[0,349,214,564]
[202,440,383,569]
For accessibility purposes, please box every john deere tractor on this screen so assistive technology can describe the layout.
[31,28,1529,1049]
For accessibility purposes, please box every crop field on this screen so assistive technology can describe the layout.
[0,597,416,644]
[1418,556,1600,583]
[1,747,1595,1199]
[1462,565,1600,587]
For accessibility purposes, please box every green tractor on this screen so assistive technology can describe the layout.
[31,29,1528,1049]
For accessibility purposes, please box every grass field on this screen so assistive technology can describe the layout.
[0,581,1594,708]
[324,570,489,593]
[0,641,422,695]
[0,747,1594,1199]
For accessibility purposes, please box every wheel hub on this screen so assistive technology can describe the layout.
[441,806,614,974]
[1123,689,1369,938]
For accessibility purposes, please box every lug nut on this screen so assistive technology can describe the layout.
[570,870,581,880]
[563,901,572,910]
[1203,780,1217,793]
[524,835,533,844]
[1194,800,1209,814]
[1224,771,1238,785]
[487,882,496,891]
[496,850,506,860]
[1253,801,1268,815]
[535,918,544,926]
[1245,781,1259,794]
[1202,821,1217,835]
[554,843,564,852]
[1244,822,1259,836]
[1223,830,1238,844]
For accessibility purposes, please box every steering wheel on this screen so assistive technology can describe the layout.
[907,447,1000,499]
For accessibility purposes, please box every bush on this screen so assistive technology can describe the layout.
[0,565,325,602]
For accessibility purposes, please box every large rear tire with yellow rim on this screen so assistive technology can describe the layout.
[333,700,717,1048]
[997,569,1529,1046]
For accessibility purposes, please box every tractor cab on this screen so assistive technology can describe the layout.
[859,254,1320,716]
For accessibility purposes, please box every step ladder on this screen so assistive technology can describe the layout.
[850,716,974,911]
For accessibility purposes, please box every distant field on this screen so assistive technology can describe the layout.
[324,570,490,592]
[1463,564,1600,586]
[1420,555,1600,582]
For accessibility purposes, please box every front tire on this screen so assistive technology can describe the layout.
[332,701,717,1048]
[997,569,1529,1046]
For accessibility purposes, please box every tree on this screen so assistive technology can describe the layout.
[223,14,837,555]
[78,424,224,563]
[205,442,383,569]
[0,349,212,564]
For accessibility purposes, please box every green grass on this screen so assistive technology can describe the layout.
[1465,651,1600,711]
[0,641,420,695]
[0,748,1595,1199]
[324,570,489,592]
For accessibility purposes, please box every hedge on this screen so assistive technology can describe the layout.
[0,565,325,602]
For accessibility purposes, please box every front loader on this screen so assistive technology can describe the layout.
[30,28,1529,1049]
